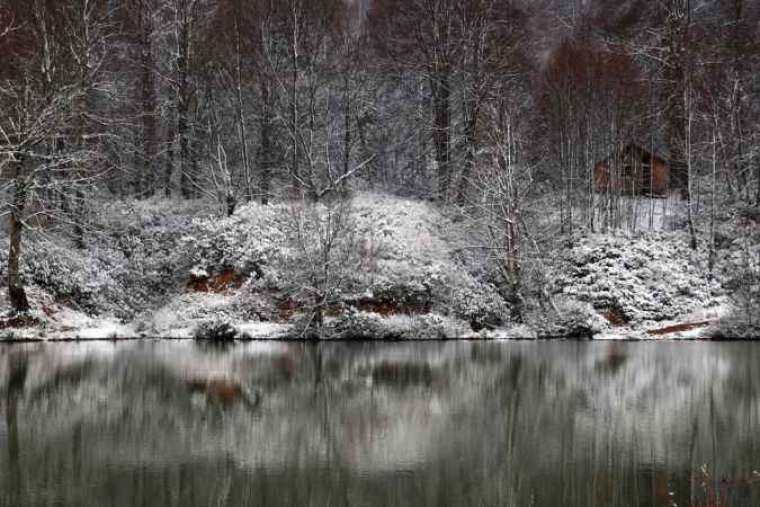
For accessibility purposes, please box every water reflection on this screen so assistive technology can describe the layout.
[1,341,759,506]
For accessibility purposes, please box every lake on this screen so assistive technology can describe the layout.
[1,340,759,506]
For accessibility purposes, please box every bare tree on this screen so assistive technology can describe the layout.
[285,196,358,336]
[134,0,160,196]
[662,0,690,198]
[0,0,109,311]
[168,0,201,198]
[368,0,458,201]
[478,110,528,318]
[64,0,112,248]
[0,86,87,312]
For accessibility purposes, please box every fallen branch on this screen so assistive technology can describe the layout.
[647,320,713,336]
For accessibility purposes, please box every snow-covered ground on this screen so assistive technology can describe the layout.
[0,191,755,341]
[591,193,686,232]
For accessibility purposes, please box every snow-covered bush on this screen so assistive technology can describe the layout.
[0,192,518,337]
[363,276,434,314]
[343,194,510,327]
[318,311,468,340]
[431,269,508,330]
[193,319,239,342]
[280,197,360,330]
[319,311,402,340]
[0,239,133,318]
[716,248,760,338]
[554,234,721,324]
[532,297,607,339]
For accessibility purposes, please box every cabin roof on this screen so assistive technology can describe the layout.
[596,141,669,166]
[629,135,670,160]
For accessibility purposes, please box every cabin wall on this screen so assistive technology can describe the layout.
[593,158,670,196]
[651,159,669,195]
[593,162,610,193]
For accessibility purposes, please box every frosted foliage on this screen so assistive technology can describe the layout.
[0,193,508,338]
[555,234,724,324]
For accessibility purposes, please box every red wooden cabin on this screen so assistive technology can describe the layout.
[593,143,670,196]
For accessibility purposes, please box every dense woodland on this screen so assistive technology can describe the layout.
[0,0,759,334]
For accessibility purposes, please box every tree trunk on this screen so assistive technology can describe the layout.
[73,187,86,250]
[164,124,174,197]
[304,69,318,198]
[233,12,251,201]
[343,73,351,181]
[178,99,190,198]
[8,158,30,313]
[290,0,300,192]
[176,4,193,199]
[709,124,717,272]
[686,91,697,251]
[664,3,689,197]
[259,80,274,205]
[431,67,451,201]
[458,42,479,206]
[756,158,760,206]
[140,0,158,197]
[226,193,236,217]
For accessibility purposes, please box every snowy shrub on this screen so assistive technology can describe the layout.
[193,319,239,342]
[320,311,403,340]
[405,314,459,339]
[364,277,434,313]
[278,198,363,333]
[737,205,760,225]
[0,192,517,335]
[0,239,133,317]
[554,234,719,324]
[533,297,607,339]
[431,270,508,330]
[717,249,760,338]
[232,283,282,322]
[319,311,466,340]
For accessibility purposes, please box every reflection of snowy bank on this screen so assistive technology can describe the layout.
[511,342,748,466]
[1,342,468,473]
[3,341,760,478]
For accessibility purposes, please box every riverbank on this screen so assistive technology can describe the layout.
[0,192,756,341]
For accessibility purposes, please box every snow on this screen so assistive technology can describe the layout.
[74,321,138,340]
[0,191,755,341]
[235,322,292,339]
[553,232,725,326]
[593,193,686,233]
[132,192,507,339]
[189,265,209,279]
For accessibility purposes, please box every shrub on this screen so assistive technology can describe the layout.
[718,251,760,338]
[193,319,238,342]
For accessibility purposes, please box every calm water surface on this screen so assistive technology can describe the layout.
[1,341,759,507]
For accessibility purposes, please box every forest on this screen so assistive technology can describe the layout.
[0,0,759,340]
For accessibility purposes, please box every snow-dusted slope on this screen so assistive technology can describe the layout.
[0,192,749,340]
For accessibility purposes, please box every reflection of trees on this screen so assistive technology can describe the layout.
[1,342,760,506]
[4,353,26,505]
